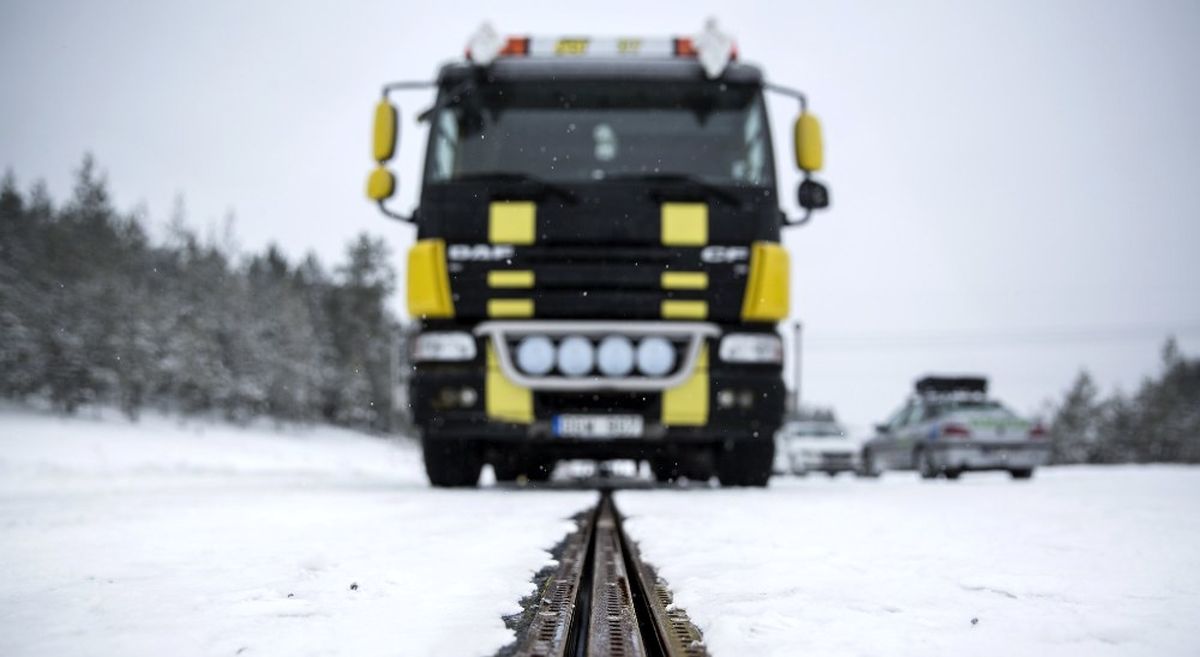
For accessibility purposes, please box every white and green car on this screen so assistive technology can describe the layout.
[860,376,1050,480]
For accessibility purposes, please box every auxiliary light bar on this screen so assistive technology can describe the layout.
[465,19,737,78]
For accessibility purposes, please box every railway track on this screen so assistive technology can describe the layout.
[513,492,707,657]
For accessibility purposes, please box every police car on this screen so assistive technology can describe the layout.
[860,376,1049,480]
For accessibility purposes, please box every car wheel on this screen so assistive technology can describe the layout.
[422,435,482,488]
[716,439,773,487]
[943,468,963,480]
[917,448,940,480]
[857,448,881,478]
[1010,468,1034,480]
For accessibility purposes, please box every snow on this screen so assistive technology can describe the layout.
[0,406,595,657]
[619,468,1200,657]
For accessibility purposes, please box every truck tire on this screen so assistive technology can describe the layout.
[716,440,773,487]
[493,453,555,483]
[651,457,680,483]
[422,435,482,487]
[1009,468,1034,480]
[526,459,555,482]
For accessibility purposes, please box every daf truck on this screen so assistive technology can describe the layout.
[366,23,831,487]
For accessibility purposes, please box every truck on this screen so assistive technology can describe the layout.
[366,22,831,487]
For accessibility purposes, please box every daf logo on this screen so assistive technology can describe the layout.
[700,246,749,263]
[447,244,516,261]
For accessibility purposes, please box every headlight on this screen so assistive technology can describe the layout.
[413,332,476,362]
[556,336,594,377]
[596,335,635,377]
[636,337,676,376]
[719,333,783,364]
[515,336,555,375]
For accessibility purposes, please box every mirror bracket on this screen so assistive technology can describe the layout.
[377,201,415,224]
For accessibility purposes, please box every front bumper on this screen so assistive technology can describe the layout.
[928,441,1050,471]
[410,350,783,457]
[790,449,860,473]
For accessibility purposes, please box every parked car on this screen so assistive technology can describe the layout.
[775,420,859,476]
[860,375,1049,480]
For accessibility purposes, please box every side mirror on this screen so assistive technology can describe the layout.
[373,100,399,162]
[366,100,399,203]
[798,179,830,211]
[874,423,890,435]
[794,112,823,173]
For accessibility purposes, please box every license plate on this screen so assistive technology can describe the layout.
[553,414,644,439]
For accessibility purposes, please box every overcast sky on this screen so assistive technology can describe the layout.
[3,0,1198,429]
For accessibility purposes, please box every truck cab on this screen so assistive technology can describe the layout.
[367,25,830,487]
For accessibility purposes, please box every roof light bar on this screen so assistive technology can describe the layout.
[464,19,738,78]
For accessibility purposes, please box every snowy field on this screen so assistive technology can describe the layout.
[0,407,594,657]
[3,406,1198,657]
[620,468,1200,657]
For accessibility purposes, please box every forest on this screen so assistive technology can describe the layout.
[0,157,407,431]
[1,157,1196,460]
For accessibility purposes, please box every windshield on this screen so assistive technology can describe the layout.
[785,422,844,437]
[925,399,1015,419]
[424,80,774,186]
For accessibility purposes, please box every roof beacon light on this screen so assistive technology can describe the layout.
[465,20,737,78]
[466,22,504,64]
[694,18,735,78]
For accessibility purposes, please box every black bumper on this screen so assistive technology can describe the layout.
[410,360,783,457]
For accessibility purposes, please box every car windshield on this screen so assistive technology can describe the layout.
[424,79,774,186]
[926,399,1015,418]
[787,422,843,437]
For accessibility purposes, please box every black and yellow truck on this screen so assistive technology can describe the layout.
[366,24,830,487]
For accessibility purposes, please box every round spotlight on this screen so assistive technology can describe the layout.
[596,335,635,377]
[636,337,675,377]
[515,336,554,376]
[556,336,595,377]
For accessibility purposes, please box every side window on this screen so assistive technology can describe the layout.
[903,402,925,428]
[885,403,911,431]
[431,111,459,181]
[734,98,765,184]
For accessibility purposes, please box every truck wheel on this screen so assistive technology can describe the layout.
[526,459,555,482]
[422,435,482,487]
[1009,468,1034,480]
[716,440,773,487]
[651,457,681,483]
[491,457,521,482]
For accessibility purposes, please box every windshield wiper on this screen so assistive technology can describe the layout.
[450,172,578,204]
[601,173,742,207]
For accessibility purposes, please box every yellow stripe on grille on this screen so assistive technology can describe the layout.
[661,300,708,319]
[660,203,708,246]
[661,271,708,290]
[488,201,536,244]
[488,298,534,318]
[488,270,535,288]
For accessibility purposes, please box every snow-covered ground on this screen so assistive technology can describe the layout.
[0,407,595,657]
[5,405,1198,657]
[619,468,1200,657]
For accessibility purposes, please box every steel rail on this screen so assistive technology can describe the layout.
[512,493,708,657]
